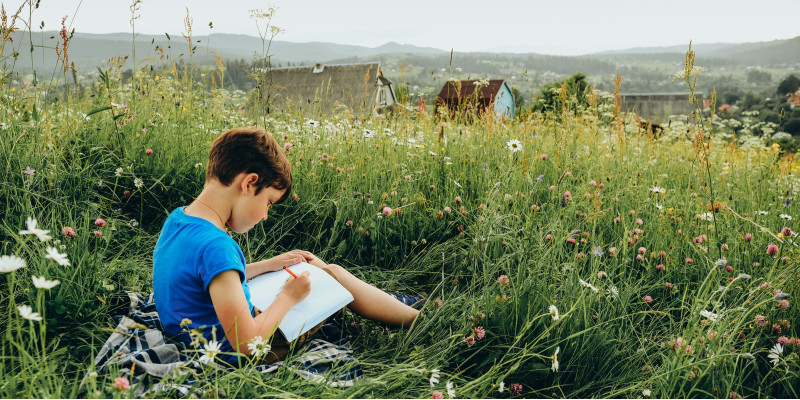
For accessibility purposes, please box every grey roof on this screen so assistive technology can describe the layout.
[264,63,388,114]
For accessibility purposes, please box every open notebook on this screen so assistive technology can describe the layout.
[247,262,354,342]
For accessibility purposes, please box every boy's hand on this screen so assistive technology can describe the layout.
[264,250,316,272]
[280,271,311,303]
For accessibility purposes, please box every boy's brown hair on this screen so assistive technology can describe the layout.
[207,128,292,203]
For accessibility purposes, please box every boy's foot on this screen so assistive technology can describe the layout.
[392,293,426,310]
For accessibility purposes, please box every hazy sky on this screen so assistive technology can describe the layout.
[13,0,800,55]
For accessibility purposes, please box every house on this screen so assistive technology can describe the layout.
[264,62,398,115]
[435,79,515,119]
[790,90,800,108]
[620,93,703,119]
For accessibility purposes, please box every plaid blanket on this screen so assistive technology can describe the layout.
[92,292,362,397]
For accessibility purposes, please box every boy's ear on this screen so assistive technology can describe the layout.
[239,172,259,193]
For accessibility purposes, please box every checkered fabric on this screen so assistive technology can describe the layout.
[91,292,362,397]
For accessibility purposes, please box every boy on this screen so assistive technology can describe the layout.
[152,128,420,365]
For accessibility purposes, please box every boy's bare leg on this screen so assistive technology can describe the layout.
[306,257,419,328]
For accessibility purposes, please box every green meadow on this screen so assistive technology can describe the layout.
[1,7,799,399]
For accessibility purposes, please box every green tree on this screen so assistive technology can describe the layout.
[511,86,525,111]
[777,74,800,96]
[747,70,772,84]
[531,72,589,114]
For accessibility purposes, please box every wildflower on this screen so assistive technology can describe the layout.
[446,381,455,398]
[579,278,599,293]
[768,343,783,366]
[549,304,560,321]
[382,206,393,217]
[650,186,664,193]
[655,203,663,210]
[32,275,60,290]
[112,376,130,391]
[757,210,769,215]
[567,237,576,244]
[643,389,652,398]
[292,193,300,202]
[455,196,462,204]
[509,383,523,395]
[17,304,42,321]
[598,271,607,278]
[247,336,271,359]
[473,326,486,340]
[541,153,547,160]
[61,226,76,238]
[656,264,665,271]
[115,167,123,176]
[738,273,751,281]
[45,247,70,266]
[685,258,693,264]
[283,142,293,153]
[697,212,713,221]
[444,206,452,214]
[591,246,603,257]
[432,392,444,399]
[778,299,790,311]
[429,369,440,387]
[19,217,52,241]
[497,275,510,285]
[508,138,527,152]
[123,190,131,198]
[23,166,35,176]
[700,310,720,322]
[145,149,153,155]
[199,340,222,364]
[0,255,26,273]
[134,178,143,189]
[643,295,653,304]
[779,214,793,220]
[665,282,673,290]
[498,382,505,393]
[715,258,727,267]
[551,346,560,372]
[767,244,779,256]
[545,234,552,242]
[781,227,792,237]
[93,230,102,237]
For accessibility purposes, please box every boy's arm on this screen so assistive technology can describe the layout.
[209,269,311,355]
[245,250,317,280]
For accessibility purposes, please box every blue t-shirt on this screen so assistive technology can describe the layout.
[152,207,254,364]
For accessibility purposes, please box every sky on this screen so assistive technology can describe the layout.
[13,0,800,55]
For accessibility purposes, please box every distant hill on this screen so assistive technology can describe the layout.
[1,31,446,74]
[591,36,800,65]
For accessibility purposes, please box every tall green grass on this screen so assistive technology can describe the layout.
[0,7,798,399]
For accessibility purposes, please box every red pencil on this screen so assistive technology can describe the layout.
[283,266,299,278]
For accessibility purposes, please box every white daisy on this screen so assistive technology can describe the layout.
[757,210,769,215]
[429,369,440,387]
[18,217,52,241]
[549,305,560,321]
[655,203,663,210]
[134,178,143,189]
[199,340,222,364]
[579,278,599,293]
[643,389,652,397]
[446,381,455,398]
[551,346,560,372]
[649,186,665,193]
[17,304,42,321]
[768,343,783,366]
[506,139,522,152]
[779,214,793,220]
[44,247,70,266]
[115,167,124,176]
[697,212,713,221]
[0,255,26,273]
[32,275,60,290]
[699,310,720,322]
[247,336,271,359]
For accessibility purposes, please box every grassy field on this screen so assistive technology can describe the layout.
[1,15,799,399]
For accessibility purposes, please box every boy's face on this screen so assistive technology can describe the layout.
[230,185,286,234]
